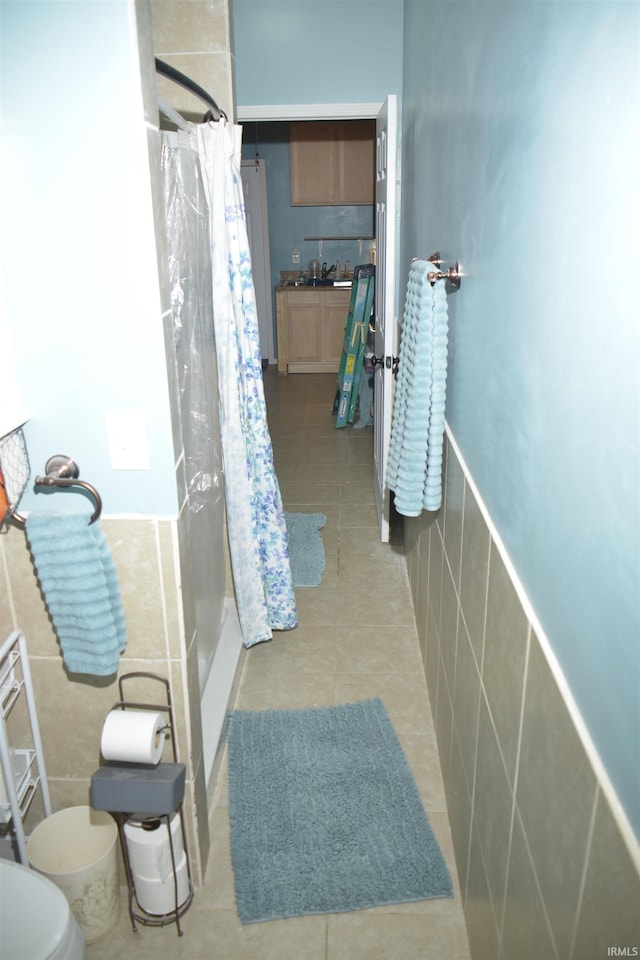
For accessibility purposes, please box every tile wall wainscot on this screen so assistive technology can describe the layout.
[0,516,211,887]
[403,432,640,960]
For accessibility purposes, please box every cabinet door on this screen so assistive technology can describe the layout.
[322,290,351,365]
[290,122,336,206]
[290,121,375,205]
[286,292,322,363]
[338,121,376,205]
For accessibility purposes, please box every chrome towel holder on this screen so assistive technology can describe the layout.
[412,252,462,289]
[10,455,102,528]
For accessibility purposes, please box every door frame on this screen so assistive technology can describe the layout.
[236,103,382,121]
[237,103,383,367]
[237,101,399,542]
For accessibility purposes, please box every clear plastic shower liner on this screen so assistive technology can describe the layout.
[161,129,225,682]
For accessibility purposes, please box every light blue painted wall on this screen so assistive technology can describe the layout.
[1,1,177,516]
[401,1,639,834]
[232,0,404,105]
[232,0,404,353]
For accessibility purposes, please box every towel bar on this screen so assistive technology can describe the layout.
[9,455,102,528]
[427,263,461,288]
[412,253,462,289]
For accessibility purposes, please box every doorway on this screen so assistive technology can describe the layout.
[240,117,377,364]
[238,103,399,542]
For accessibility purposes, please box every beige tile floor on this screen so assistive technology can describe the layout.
[86,370,470,960]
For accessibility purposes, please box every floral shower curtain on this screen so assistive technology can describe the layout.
[196,120,297,647]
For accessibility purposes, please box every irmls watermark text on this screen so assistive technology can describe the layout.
[607,948,639,957]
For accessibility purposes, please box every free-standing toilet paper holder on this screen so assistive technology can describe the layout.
[90,671,194,936]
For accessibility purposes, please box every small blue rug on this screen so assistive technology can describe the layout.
[284,512,327,587]
[227,698,453,923]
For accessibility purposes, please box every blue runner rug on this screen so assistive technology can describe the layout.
[284,512,326,586]
[227,698,453,923]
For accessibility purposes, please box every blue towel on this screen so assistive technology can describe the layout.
[25,511,127,676]
[386,260,449,516]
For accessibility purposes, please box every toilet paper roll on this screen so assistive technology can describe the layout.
[133,851,190,916]
[124,813,184,885]
[100,710,165,765]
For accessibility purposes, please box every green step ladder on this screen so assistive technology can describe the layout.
[332,264,376,428]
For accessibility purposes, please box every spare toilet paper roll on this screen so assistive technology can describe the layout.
[133,851,190,915]
[124,813,185,885]
[100,709,165,765]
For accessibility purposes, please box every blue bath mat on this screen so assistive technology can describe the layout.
[227,698,453,923]
[284,512,326,586]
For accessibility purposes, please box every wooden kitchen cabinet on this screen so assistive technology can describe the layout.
[276,287,351,374]
[290,121,375,206]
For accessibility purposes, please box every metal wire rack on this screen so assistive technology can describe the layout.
[0,429,30,528]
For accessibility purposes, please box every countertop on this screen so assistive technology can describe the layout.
[276,281,353,292]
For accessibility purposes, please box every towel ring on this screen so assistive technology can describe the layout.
[10,455,102,528]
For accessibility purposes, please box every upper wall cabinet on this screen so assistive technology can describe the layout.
[290,120,375,206]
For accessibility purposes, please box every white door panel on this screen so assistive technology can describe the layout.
[241,159,274,362]
[373,95,399,542]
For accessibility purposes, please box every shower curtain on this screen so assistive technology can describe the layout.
[196,120,297,647]
[161,128,226,685]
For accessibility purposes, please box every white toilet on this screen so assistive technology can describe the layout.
[0,858,85,959]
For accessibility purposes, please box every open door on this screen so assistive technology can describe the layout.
[373,95,399,542]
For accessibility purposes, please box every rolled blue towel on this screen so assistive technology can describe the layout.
[25,511,127,676]
[387,260,449,516]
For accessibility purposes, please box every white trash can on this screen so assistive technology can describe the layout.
[27,806,120,944]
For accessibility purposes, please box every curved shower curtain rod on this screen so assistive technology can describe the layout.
[155,58,226,123]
